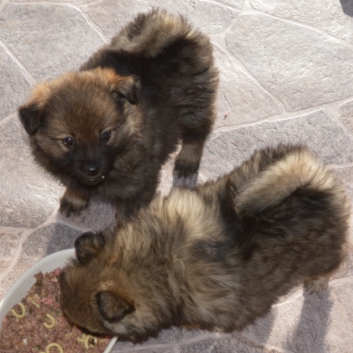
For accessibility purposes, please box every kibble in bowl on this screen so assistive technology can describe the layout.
[0,249,117,352]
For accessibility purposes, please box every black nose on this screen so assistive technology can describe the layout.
[84,164,101,176]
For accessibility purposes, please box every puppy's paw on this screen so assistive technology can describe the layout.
[174,158,199,178]
[60,189,90,217]
[174,142,203,178]
[304,274,331,294]
[60,198,88,217]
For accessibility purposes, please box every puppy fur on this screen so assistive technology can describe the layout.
[19,9,219,222]
[60,144,351,339]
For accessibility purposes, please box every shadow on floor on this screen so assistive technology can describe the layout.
[286,290,332,353]
[173,170,199,188]
[340,0,353,17]
[240,309,275,351]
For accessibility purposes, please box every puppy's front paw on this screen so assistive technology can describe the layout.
[60,189,90,217]
[174,141,204,178]
[60,199,87,217]
[174,157,199,178]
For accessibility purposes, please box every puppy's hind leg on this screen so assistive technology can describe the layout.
[304,272,333,294]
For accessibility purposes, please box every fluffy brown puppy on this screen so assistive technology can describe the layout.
[19,9,219,221]
[60,144,350,339]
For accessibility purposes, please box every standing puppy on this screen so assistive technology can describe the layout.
[60,144,350,339]
[19,9,219,222]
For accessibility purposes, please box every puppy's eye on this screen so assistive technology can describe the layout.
[62,136,74,147]
[100,131,111,142]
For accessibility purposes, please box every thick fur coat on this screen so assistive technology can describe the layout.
[19,10,219,222]
[60,144,351,339]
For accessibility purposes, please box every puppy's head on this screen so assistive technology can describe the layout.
[19,68,141,188]
[60,231,174,338]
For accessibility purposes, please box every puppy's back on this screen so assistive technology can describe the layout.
[110,9,202,58]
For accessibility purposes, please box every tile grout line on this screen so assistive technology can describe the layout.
[0,207,70,284]
[7,2,107,44]
[78,0,106,6]
[0,205,99,286]
[68,4,108,44]
[0,0,9,13]
[330,275,353,286]
[6,1,108,43]
[323,103,353,140]
[44,205,94,233]
[243,0,253,10]
[212,107,325,135]
[212,41,287,112]
[212,9,353,124]
[56,217,96,233]
[272,289,305,308]
[211,4,246,38]
[10,1,99,6]
[8,0,353,50]
[212,7,353,113]
[0,228,34,284]
[201,0,244,11]
[0,40,36,87]
[213,95,353,135]
[240,9,353,50]
[0,226,30,233]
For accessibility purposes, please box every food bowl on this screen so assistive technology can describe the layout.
[0,248,118,352]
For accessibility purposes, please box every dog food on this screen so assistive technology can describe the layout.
[0,268,111,352]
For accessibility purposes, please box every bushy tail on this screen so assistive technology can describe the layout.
[111,9,197,58]
[232,145,349,217]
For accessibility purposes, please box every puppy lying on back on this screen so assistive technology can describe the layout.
[19,9,219,222]
[60,144,350,339]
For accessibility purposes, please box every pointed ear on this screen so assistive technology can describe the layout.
[19,81,52,136]
[97,68,141,105]
[18,102,45,136]
[74,231,105,265]
[114,75,141,105]
[96,291,135,323]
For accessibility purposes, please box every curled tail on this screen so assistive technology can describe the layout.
[111,9,199,58]
[233,145,349,218]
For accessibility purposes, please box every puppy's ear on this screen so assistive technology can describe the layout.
[97,291,135,323]
[74,231,105,265]
[97,68,141,105]
[114,76,141,105]
[19,82,52,136]
[18,102,45,136]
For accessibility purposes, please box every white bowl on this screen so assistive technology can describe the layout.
[0,248,117,352]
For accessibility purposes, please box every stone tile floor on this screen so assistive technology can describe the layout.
[1,0,353,352]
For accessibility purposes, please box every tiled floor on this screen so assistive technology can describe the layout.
[1,0,353,352]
